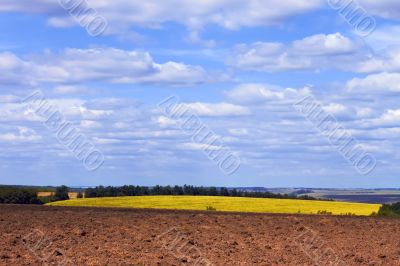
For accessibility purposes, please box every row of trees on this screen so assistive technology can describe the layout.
[0,187,42,204]
[0,185,70,205]
[84,185,318,200]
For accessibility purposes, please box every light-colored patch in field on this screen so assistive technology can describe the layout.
[37,192,54,197]
[37,192,80,199]
[47,196,381,216]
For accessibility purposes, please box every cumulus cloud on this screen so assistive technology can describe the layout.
[180,102,251,117]
[322,103,348,115]
[357,108,400,129]
[80,120,102,129]
[228,128,249,136]
[0,0,323,33]
[156,116,177,128]
[0,48,222,86]
[347,72,400,93]
[356,108,374,118]
[370,109,400,126]
[355,47,400,73]
[0,84,398,181]
[225,83,311,104]
[0,52,35,86]
[53,85,90,94]
[0,127,42,143]
[227,33,364,72]
[228,32,400,73]
[0,102,43,122]
[291,33,357,55]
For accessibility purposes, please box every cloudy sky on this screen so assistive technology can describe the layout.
[1,0,400,188]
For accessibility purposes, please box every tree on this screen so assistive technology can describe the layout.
[231,189,238,197]
[209,187,218,196]
[220,187,230,196]
[77,192,84,199]
[54,186,69,201]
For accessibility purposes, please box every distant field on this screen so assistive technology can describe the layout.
[267,188,400,204]
[324,194,400,204]
[37,192,79,199]
[47,196,381,216]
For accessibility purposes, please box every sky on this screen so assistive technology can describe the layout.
[1,0,400,188]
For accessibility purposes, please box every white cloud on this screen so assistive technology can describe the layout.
[80,120,102,129]
[369,127,400,139]
[179,142,222,151]
[0,103,42,122]
[347,72,400,92]
[0,52,34,86]
[0,127,42,143]
[228,32,400,73]
[113,122,131,129]
[0,96,123,123]
[0,95,19,103]
[228,128,249,136]
[322,103,347,115]
[365,25,400,50]
[356,107,374,118]
[63,106,114,120]
[36,48,217,85]
[361,1,400,20]
[360,109,400,127]
[0,48,221,86]
[355,47,400,73]
[85,98,139,110]
[0,1,58,13]
[291,33,356,55]
[228,33,361,72]
[181,102,251,117]
[93,137,122,145]
[0,0,323,34]
[53,85,89,94]
[375,109,400,125]
[156,116,177,128]
[225,83,311,104]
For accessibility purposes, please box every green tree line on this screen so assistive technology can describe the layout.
[84,185,320,200]
[0,187,41,204]
[0,185,70,204]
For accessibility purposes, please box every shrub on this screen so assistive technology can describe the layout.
[77,192,84,199]
[206,206,216,211]
[38,196,55,204]
[377,203,400,217]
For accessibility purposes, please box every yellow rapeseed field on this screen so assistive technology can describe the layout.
[47,196,381,216]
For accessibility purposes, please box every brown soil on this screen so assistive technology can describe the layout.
[0,205,400,265]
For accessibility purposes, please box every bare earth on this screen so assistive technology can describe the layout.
[1,205,400,266]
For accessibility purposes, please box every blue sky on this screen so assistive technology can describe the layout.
[1,0,400,188]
